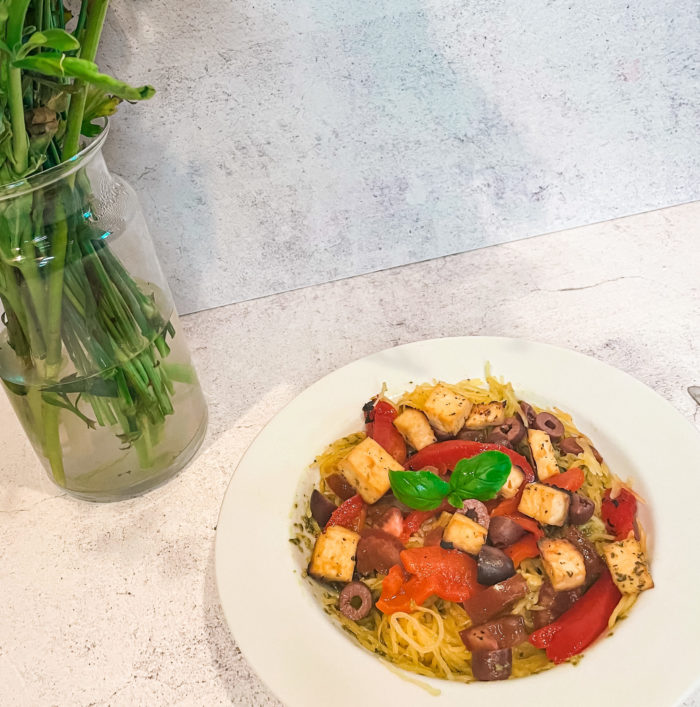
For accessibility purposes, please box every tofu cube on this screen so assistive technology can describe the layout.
[423,385,472,436]
[308,525,360,583]
[441,512,487,555]
[602,538,654,594]
[464,401,507,429]
[539,538,587,591]
[337,436,403,504]
[518,483,570,526]
[393,408,436,451]
[499,465,525,499]
[528,429,560,481]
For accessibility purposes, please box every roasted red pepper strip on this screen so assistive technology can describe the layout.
[601,488,637,540]
[490,497,519,516]
[377,548,481,614]
[399,509,437,544]
[407,440,534,482]
[366,399,407,464]
[529,569,621,663]
[376,565,412,614]
[491,497,544,539]
[504,534,540,567]
[544,467,585,492]
[400,546,481,603]
[325,494,366,532]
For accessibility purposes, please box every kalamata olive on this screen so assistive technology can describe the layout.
[591,445,603,463]
[338,581,373,621]
[326,473,356,501]
[460,615,527,651]
[564,527,604,585]
[568,493,595,525]
[559,437,584,455]
[534,412,565,441]
[458,428,488,442]
[458,499,490,529]
[471,648,512,681]
[477,545,515,586]
[497,416,526,445]
[518,401,536,426]
[486,429,513,448]
[487,516,526,548]
[463,575,529,624]
[310,489,337,526]
[356,529,404,575]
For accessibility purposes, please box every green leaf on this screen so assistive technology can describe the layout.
[389,470,450,511]
[447,491,465,508]
[16,29,80,59]
[449,451,512,501]
[12,54,155,101]
[82,85,122,136]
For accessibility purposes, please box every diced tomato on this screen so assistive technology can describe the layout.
[399,509,437,544]
[366,399,407,464]
[529,569,621,663]
[601,488,637,540]
[407,440,535,482]
[325,494,366,532]
[504,534,540,567]
[544,467,585,492]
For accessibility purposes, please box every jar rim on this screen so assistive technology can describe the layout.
[0,118,110,200]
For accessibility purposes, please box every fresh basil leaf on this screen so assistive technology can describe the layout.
[449,450,512,501]
[447,491,465,509]
[389,470,450,511]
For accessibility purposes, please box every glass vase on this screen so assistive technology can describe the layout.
[0,122,207,501]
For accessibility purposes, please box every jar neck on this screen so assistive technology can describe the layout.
[0,120,110,202]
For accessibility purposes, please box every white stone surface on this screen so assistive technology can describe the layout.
[96,0,700,314]
[1,203,699,705]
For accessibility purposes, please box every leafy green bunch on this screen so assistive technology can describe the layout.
[0,0,154,185]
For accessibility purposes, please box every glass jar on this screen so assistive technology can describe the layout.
[0,122,207,501]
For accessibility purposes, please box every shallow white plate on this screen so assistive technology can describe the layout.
[215,337,700,707]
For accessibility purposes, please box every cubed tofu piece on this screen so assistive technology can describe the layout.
[393,408,436,451]
[337,436,403,504]
[499,465,525,499]
[441,512,487,555]
[423,384,473,436]
[518,483,570,526]
[528,429,560,481]
[308,525,360,583]
[602,538,654,594]
[539,538,587,591]
[464,401,507,429]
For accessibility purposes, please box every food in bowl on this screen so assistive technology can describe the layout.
[294,370,653,682]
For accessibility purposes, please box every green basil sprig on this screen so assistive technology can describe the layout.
[389,450,512,510]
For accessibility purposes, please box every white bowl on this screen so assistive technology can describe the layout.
[215,337,700,707]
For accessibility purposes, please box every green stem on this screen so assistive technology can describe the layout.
[43,403,65,485]
[62,0,109,160]
[7,68,28,175]
[45,201,68,378]
[6,0,31,174]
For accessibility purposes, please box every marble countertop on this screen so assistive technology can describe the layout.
[1,202,699,706]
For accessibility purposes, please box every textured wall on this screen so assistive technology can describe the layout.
[99,0,699,314]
